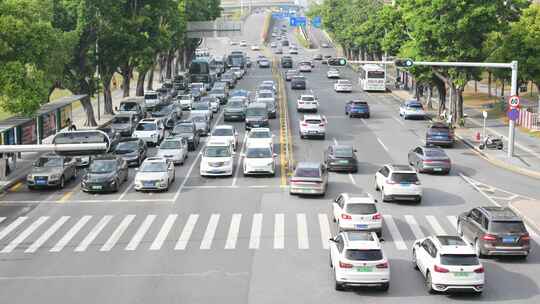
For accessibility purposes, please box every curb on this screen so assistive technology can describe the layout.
[0,174,26,195]
[508,201,540,234]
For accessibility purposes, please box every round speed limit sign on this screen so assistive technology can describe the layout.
[508,96,520,108]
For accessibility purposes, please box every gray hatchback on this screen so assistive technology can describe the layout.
[289,162,328,196]
[407,145,451,174]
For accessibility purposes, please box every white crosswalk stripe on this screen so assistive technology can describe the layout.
[150,214,177,250]
[0,213,470,254]
[101,215,135,251]
[126,215,156,251]
[1,216,49,253]
[225,214,242,249]
[26,216,70,253]
[75,216,112,252]
[0,217,6,224]
[50,216,92,252]
[200,214,220,250]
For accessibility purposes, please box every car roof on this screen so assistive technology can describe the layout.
[145,90,157,94]
[92,154,119,161]
[387,164,415,172]
[248,102,267,108]
[405,99,421,105]
[214,125,233,130]
[478,206,521,221]
[296,162,321,169]
[258,89,273,94]
[144,157,167,163]
[250,127,271,133]
[139,118,159,123]
[430,122,449,128]
[431,235,476,255]
[246,142,272,149]
[303,114,323,120]
[300,94,315,98]
[207,138,231,146]
[343,231,381,249]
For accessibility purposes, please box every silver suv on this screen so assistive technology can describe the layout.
[27,153,77,189]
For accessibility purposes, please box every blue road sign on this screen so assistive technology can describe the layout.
[312,16,322,28]
[272,12,282,19]
[290,16,306,27]
[508,108,519,121]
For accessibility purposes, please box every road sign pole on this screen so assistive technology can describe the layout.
[508,60,518,158]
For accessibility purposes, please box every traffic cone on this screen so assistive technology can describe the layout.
[475,131,481,142]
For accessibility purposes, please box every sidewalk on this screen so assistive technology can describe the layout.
[0,77,160,194]
[391,88,540,179]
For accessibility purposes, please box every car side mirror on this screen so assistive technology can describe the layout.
[329,238,337,243]
[379,238,385,243]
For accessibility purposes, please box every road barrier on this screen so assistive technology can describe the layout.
[518,108,539,131]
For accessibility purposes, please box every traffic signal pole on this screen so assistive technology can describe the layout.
[349,60,519,158]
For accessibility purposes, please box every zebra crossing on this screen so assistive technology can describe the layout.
[0,213,536,255]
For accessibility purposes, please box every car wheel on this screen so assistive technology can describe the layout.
[425,271,435,294]
[113,179,120,193]
[165,179,170,191]
[475,239,485,258]
[412,250,419,270]
[58,176,65,189]
[380,282,389,292]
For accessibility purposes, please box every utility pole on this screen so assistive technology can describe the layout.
[508,60,518,157]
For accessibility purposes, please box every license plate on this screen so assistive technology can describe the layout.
[92,185,103,190]
[503,236,516,243]
[338,160,349,164]
[400,183,410,187]
[144,182,154,187]
[308,131,317,134]
[454,272,469,277]
[355,224,368,229]
[357,266,373,272]
[36,180,47,185]
[433,168,443,171]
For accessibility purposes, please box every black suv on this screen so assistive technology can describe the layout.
[457,206,530,258]
[81,155,128,193]
[281,56,293,68]
[426,122,454,147]
[291,76,306,90]
[170,121,201,151]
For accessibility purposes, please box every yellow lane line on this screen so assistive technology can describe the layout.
[58,186,78,203]
[9,181,23,192]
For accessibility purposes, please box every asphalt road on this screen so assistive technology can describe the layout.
[0,12,539,304]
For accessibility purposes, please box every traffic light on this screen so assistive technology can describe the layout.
[394,58,414,68]
[328,57,347,66]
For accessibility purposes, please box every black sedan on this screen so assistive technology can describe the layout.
[113,138,147,166]
[170,121,201,151]
[81,155,128,193]
[324,145,358,173]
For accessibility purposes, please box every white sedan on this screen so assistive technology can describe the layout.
[243,143,276,176]
[134,157,175,191]
[210,125,239,151]
[299,114,327,139]
[332,193,382,235]
[247,128,274,148]
[334,80,353,92]
[327,68,340,78]
[296,94,319,112]
[251,44,260,51]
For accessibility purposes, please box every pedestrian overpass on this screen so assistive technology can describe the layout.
[220,0,299,12]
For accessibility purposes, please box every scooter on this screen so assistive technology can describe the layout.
[479,135,503,150]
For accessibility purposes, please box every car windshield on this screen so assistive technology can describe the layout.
[145,93,158,100]
[231,90,248,97]
[191,84,204,90]
[173,125,193,133]
[212,128,233,136]
[429,127,450,133]
[136,123,156,131]
[179,95,191,100]
[205,146,230,157]
[425,149,447,157]
[339,81,351,85]
[192,103,209,110]
[391,172,419,183]
[89,160,116,173]
[246,108,267,116]
[345,249,383,261]
[140,162,167,172]
[490,221,526,233]
[250,131,271,138]
[302,96,315,101]
[149,105,169,115]
[295,167,320,178]
[334,147,353,158]
[352,102,367,107]
[287,70,298,74]
[160,140,183,149]
[35,157,62,168]
[305,119,322,124]
[228,101,244,108]
[407,104,423,109]
[346,203,377,214]
[440,254,479,266]
[211,89,224,94]
[115,141,138,152]
[258,92,273,98]
[246,147,272,158]
[192,116,206,122]
[119,103,138,111]
[112,116,130,124]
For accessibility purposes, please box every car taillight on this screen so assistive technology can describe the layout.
[481,234,497,242]
[339,261,353,268]
[301,123,308,126]
[376,262,389,269]
[474,267,484,273]
[434,265,449,273]
[319,123,325,127]
[521,234,530,243]
[372,213,382,220]
[341,214,352,220]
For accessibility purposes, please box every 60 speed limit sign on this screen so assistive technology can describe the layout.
[508,96,520,108]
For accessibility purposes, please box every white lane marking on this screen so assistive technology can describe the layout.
[459,173,501,207]
[274,214,285,249]
[100,215,135,251]
[249,213,263,249]
[50,216,91,252]
[404,215,425,240]
[200,214,220,250]
[118,181,134,201]
[25,216,70,253]
[393,116,405,126]
[175,214,199,250]
[0,217,5,224]
[225,214,242,249]
[232,133,248,187]
[173,111,225,201]
[383,215,407,250]
[348,174,357,185]
[0,217,27,242]
[247,185,270,188]
[149,214,178,250]
[377,137,389,152]
[332,138,338,145]
[1,216,49,253]
[447,216,458,230]
[75,216,113,252]
[426,215,446,235]
[126,215,156,251]
[318,214,331,250]
[297,213,309,249]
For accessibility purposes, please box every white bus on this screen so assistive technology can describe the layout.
[358,64,387,92]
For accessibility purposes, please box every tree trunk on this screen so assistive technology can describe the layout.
[457,87,464,126]
[80,95,97,127]
[166,50,173,80]
[136,70,147,96]
[147,65,155,91]
[426,86,433,110]
[102,74,114,115]
[501,81,505,97]
[121,65,132,98]
[488,71,492,97]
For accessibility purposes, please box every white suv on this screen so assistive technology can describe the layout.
[330,231,390,291]
[243,142,276,176]
[299,114,327,139]
[375,164,423,203]
[247,127,274,148]
[412,235,485,295]
[332,193,382,236]
[296,94,319,112]
[334,79,352,92]
[200,139,235,177]
[132,118,165,146]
